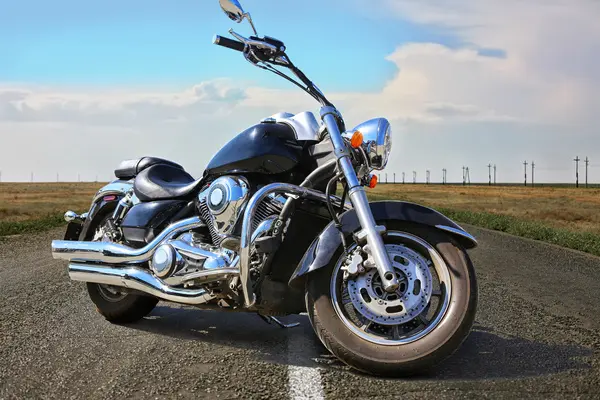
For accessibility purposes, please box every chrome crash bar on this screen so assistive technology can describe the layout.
[239,182,352,307]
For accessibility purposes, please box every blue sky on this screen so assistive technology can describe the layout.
[2,0,459,91]
[1,0,599,183]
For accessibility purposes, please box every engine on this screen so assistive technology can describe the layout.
[197,176,285,246]
[149,175,285,288]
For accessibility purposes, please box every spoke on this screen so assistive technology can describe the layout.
[392,325,400,340]
[417,313,430,325]
[360,320,373,332]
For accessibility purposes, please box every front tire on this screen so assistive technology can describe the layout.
[306,222,477,377]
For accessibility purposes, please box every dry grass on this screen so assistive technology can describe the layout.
[0,182,104,223]
[1,182,599,256]
[369,184,600,236]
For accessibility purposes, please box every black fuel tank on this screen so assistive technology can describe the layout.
[205,122,302,176]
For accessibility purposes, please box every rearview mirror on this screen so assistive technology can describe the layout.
[218,0,258,35]
[219,0,245,22]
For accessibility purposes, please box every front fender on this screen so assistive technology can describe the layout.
[288,200,477,289]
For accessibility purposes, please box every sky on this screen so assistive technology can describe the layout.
[1,0,599,183]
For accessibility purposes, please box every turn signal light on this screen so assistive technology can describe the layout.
[368,174,377,188]
[350,131,363,148]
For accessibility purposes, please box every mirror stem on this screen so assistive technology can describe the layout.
[244,13,258,36]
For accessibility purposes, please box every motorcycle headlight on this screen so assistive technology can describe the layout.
[348,118,392,170]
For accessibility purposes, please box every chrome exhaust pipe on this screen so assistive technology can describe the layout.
[68,262,235,305]
[52,217,204,263]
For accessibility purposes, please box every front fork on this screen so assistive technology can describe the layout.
[320,107,399,293]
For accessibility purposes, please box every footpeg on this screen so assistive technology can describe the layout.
[257,314,300,328]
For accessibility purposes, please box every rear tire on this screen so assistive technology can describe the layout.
[87,283,159,323]
[84,212,158,324]
[306,222,477,377]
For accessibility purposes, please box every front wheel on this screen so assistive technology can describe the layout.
[305,222,477,377]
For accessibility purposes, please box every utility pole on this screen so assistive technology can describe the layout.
[442,168,447,185]
[523,161,528,186]
[493,164,497,185]
[393,173,396,184]
[57,173,59,183]
[465,167,470,185]
[413,171,417,184]
[31,172,33,183]
[385,173,387,184]
[531,161,535,187]
[585,157,589,188]
[426,170,430,184]
[487,163,492,186]
[402,172,405,184]
[574,156,580,188]
[462,166,466,186]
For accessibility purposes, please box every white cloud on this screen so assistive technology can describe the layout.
[2,0,600,183]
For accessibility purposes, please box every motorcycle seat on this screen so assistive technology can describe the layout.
[133,164,202,202]
[114,156,183,180]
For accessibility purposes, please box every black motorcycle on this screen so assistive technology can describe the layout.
[52,0,478,377]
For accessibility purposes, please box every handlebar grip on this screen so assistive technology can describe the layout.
[213,35,245,52]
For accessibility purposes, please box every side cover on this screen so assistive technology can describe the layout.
[288,201,478,289]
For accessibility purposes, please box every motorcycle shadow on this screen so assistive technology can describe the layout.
[130,306,592,380]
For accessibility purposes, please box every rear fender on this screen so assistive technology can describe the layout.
[288,201,477,289]
[77,180,133,240]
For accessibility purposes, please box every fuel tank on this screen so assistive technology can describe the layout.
[205,121,304,176]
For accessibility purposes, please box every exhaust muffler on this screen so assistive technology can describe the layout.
[52,217,204,263]
[68,263,238,305]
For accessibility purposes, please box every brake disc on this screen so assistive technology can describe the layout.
[347,244,433,325]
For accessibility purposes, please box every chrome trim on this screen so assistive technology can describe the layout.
[166,267,239,286]
[239,183,352,307]
[344,118,392,171]
[51,217,204,263]
[68,263,215,305]
[169,239,229,270]
[64,211,86,224]
[261,111,320,141]
[435,225,478,246]
[320,106,399,293]
[91,180,133,205]
[199,176,249,235]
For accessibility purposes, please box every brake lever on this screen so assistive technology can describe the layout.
[229,29,278,54]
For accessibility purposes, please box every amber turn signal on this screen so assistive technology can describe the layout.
[350,130,363,148]
[368,174,377,188]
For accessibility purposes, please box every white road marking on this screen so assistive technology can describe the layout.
[286,319,325,400]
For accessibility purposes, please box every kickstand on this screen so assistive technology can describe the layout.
[257,314,300,329]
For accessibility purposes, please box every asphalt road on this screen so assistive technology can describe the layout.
[1,226,599,399]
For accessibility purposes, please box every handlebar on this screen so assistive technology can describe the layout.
[213,35,245,52]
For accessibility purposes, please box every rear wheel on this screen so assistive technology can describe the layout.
[85,214,158,324]
[306,222,477,376]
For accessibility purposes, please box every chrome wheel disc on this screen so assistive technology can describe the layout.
[331,231,452,345]
[93,220,128,302]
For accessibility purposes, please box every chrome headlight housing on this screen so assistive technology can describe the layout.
[346,118,392,170]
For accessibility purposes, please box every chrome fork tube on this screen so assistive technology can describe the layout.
[320,106,399,292]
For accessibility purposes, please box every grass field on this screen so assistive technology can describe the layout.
[1,182,599,256]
